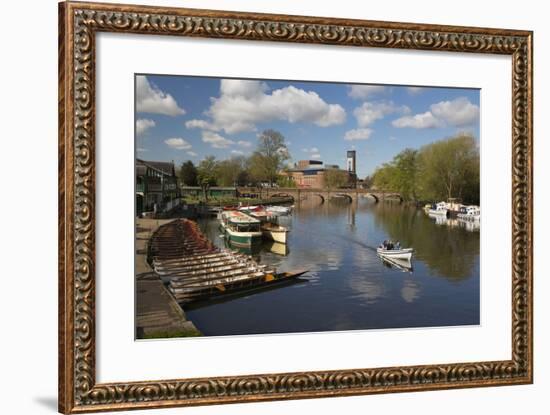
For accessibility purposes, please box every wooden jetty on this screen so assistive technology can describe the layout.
[149,219,308,304]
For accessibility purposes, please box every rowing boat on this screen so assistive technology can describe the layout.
[376,247,414,261]
[171,269,309,303]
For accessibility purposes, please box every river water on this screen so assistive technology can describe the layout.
[186,198,480,336]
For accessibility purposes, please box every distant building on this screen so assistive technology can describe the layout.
[346,150,358,187]
[136,159,178,215]
[281,154,356,188]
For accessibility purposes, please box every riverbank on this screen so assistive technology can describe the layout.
[135,218,202,338]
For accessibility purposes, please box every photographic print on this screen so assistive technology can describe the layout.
[59,3,533,411]
[135,75,481,338]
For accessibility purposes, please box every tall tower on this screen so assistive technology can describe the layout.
[346,150,357,188]
[346,150,356,174]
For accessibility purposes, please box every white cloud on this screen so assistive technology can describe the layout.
[392,97,479,129]
[348,85,386,99]
[389,136,397,141]
[202,131,235,149]
[430,97,479,127]
[136,118,155,136]
[353,102,408,127]
[136,76,185,116]
[302,147,319,153]
[186,151,198,157]
[406,87,424,95]
[205,79,346,134]
[231,150,245,155]
[344,128,373,141]
[311,153,322,159]
[164,137,192,150]
[237,140,253,148]
[392,111,443,129]
[137,147,149,152]
[185,119,218,131]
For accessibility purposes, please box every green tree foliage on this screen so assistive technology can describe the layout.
[178,160,198,186]
[215,158,244,187]
[372,134,479,204]
[417,134,479,204]
[249,129,290,185]
[324,169,350,188]
[196,156,217,201]
[276,174,297,188]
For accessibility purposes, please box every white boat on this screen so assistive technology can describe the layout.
[238,205,260,212]
[376,247,414,261]
[428,201,448,216]
[265,205,292,216]
[242,207,289,244]
[219,210,263,247]
[260,221,289,244]
[457,205,480,221]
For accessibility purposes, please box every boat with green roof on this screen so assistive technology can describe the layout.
[219,210,263,247]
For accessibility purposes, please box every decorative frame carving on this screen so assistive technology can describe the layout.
[58,1,533,413]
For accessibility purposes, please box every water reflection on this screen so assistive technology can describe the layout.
[372,205,479,282]
[189,199,479,336]
[401,278,421,303]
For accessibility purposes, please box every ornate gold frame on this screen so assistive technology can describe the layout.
[58,1,533,413]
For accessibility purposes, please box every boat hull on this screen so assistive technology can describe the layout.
[260,224,288,244]
[377,248,414,261]
[219,223,262,247]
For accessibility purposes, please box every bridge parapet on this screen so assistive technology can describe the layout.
[237,187,402,204]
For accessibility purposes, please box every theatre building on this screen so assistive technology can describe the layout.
[282,154,356,188]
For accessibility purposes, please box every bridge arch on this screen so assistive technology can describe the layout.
[331,193,353,203]
[313,194,325,203]
[365,193,379,203]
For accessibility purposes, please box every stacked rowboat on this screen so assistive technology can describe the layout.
[149,220,307,304]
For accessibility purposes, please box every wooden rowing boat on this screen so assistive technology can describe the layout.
[171,269,308,303]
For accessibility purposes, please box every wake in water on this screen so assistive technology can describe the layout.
[336,235,377,252]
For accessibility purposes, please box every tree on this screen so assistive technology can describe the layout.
[324,169,349,188]
[417,134,479,203]
[371,134,479,204]
[178,160,198,186]
[393,149,418,201]
[276,173,296,188]
[249,129,290,186]
[213,156,251,187]
[196,156,217,201]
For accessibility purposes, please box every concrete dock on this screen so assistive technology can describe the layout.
[135,219,202,338]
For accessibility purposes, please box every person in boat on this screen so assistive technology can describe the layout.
[387,240,394,250]
[380,240,387,249]
[395,241,401,250]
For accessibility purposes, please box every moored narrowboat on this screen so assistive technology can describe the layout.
[219,210,262,247]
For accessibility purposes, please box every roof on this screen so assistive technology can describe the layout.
[223,210,260,224]
[136,159,175,177]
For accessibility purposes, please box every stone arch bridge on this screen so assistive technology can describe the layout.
[238,187,403,204]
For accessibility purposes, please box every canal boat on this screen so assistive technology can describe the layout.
[242,207,290,244]
[219,210,262,247]
[259,221,289,244]
[457,205,480,221]
[428,201,448,216]
[376,247,414,261]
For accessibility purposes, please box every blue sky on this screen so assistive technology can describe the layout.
[135,74,480,177]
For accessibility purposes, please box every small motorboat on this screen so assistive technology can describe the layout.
[376,247,414,261]
[265,205,292,216]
